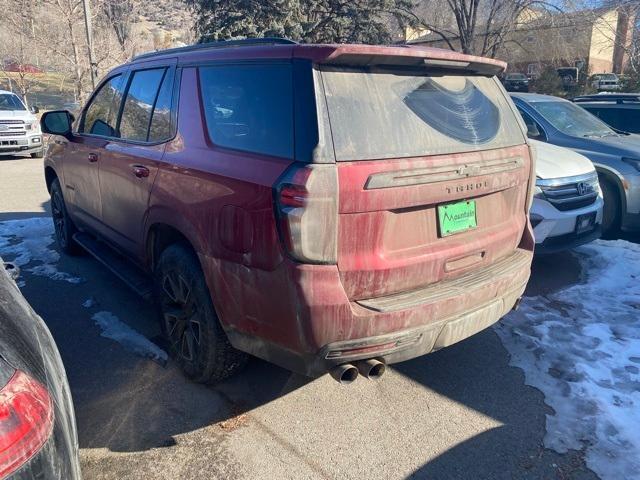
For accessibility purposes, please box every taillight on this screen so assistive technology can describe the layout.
[274,163,338,264]
[0,370,54,478]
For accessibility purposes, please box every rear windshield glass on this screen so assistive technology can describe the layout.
[319,67,524,161]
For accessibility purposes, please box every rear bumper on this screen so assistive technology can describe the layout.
[212,248,533,377]
[317,280,526,368]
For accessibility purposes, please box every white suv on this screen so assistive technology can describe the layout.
[530,139,604,253]
[0,90,43,158]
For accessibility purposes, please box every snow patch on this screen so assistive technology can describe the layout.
[92,311,168,366]
[0,217,82,284]
[496,239,640,480]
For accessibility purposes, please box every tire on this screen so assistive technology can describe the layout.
[154,243,248,383]
[50,178,81,255]
[31,150,44,159]
[600,178,621,236]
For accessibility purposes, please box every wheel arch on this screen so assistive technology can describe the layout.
[146,222,201,272]
[595,166,627,213]
[44,166,58,193]
[146,219,237,339]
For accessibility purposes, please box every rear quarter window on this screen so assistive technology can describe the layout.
[199,64,294,159]
[319,67,525,161]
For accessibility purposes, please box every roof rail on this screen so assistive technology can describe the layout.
[132,37,298,62]
[573,94,640,104]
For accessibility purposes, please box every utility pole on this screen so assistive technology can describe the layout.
[82,0,97,89]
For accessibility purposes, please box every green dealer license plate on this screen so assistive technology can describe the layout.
[438,200,477,237]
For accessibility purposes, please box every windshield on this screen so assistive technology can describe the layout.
[530,100,617,138]
[0,93,26,111]
[506,74,526,80]
[320,67,525,161]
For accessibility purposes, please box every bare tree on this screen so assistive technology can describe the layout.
[407,0,561,57]
[582,0,639,75]
[0,43,33,106]
[0,1,41,105]
[36,0,89,101]
[102,0,135,52]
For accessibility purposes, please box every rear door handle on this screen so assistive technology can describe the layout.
[88,152,99,163]
[132,165,150,178]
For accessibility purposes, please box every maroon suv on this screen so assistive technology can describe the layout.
[41,39,535,384]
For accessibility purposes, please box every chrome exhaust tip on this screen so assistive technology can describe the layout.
[329,364,359,384]
[355,358,386,380]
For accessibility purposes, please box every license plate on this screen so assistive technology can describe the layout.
[438,200,477,237]
[576,212,596,235]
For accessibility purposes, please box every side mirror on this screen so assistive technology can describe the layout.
[30,105,40,114]
[41,110,73,137]
[526,122,542,139]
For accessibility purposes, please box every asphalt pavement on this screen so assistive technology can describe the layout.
[0,154,599,480]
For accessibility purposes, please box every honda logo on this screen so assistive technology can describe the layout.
[576,182,590,196]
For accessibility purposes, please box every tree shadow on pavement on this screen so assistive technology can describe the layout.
[14,246,312,454]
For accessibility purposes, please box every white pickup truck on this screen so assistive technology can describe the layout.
[0,90,43,158]
[530,139,604,253]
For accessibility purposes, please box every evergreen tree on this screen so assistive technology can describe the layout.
[185,0,414,44]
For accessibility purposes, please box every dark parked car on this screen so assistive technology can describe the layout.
[573,94,640,133]
[0,261,81,479]
[40,38,534,384]
[511,92,640,234]
[502,73,529,92]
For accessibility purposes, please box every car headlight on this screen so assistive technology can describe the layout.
[533,185,544,199]
[533,177,544,199]
[622,157,640,172]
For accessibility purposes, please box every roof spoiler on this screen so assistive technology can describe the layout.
[311,45,506,76]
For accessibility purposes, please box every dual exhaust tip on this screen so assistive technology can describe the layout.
[330,358,386,384]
